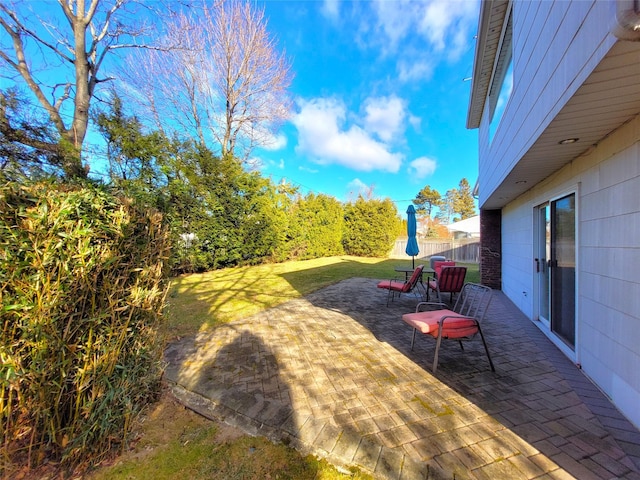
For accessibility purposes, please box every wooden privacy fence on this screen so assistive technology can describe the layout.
[391,238,480,263]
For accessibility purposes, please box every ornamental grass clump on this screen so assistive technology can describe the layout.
[0,181,170,473]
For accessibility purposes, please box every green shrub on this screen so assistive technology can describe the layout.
[0,181,170,472]
[343,197,402,257]
[284,193,345,261]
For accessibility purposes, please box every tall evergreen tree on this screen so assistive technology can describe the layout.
[412,185,442,217]
[452,178,476,220]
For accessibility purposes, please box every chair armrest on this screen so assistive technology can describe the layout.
[415,301,448,312]
[438,314,475,325]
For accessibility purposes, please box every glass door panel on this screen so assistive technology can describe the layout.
[550,194,576,348]
[537,205,550,326]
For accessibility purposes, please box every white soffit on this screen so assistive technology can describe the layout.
[483,39,640,209]
[467,0,511,130]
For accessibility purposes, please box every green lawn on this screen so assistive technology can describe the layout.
[165,255,479,338]
[90,256,479,480]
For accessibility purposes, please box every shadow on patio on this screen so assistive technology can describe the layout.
[164,277,640,479]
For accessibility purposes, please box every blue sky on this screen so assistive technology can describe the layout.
[3,0,480,217]
[254,0,481,215]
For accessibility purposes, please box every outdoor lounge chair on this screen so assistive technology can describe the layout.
[432,260,456,278]
[377,264,425,306]
[402,282,494,373]
[427,265,466,303]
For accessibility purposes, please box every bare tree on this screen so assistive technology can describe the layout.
[125,0,293,161]
[0,0,163,178]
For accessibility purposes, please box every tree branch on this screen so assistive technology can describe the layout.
[0,3,75,64]
[0,11,67,135]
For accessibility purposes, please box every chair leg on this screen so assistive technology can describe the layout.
[411,328,417,350]
[477,324,495,372]
[432,330,443,373]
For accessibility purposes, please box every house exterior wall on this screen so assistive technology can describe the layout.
[478,1,617,205]
[500,113,640,429]
[474,0,640,429]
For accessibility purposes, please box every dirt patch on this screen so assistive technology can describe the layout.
[212,421,245,443]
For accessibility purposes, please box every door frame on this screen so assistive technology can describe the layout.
[533,201,551,329]
[533,186,580,363]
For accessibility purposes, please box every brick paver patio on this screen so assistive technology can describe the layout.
[164,278,640,479]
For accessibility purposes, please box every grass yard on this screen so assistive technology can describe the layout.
[89,256,479,480]
[165,255,479,338]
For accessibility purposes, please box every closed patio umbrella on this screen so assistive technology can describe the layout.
[405,205,419,268]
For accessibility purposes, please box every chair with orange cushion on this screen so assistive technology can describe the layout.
[402,283,494,373]
[377,264,425,306]
[427,265,467,303]
[428,260,456,299]
[432,260,456,278]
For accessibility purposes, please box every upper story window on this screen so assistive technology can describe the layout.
[488,10,513,144]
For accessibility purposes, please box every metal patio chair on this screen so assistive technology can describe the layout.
[402,282,495,373]
[377,264,425,306]
[427,265,466,303]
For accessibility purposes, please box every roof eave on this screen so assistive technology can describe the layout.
[466,0,511,130]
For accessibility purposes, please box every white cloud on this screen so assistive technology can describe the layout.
[321,0,340,20]
[408,156,437,179]
[371,1,416,52]
[261,133,288,151]
[363,95,406,142]
[293,97,403,173]
[418,0,478,61]
[409,114,422,131]
[371,0,478,53]
[367,0,479,81]
[346,178,371,198]
[397,59,435,83]
[419,0,452,52]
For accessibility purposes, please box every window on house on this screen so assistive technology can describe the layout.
[488,10,513,144]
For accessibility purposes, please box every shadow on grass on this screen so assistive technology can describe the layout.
[165,256,429,337]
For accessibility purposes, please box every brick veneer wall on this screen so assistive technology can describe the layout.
[480,209,502,289]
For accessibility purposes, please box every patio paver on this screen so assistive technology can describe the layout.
[164,277,640,479]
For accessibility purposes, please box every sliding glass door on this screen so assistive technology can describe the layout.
[536,193,576,349]
[550,194,576,347]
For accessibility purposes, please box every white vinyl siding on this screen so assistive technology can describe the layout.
[499,114,640,428]
[478,0,616,206]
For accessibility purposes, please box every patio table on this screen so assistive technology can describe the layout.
[394,266,433,280]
